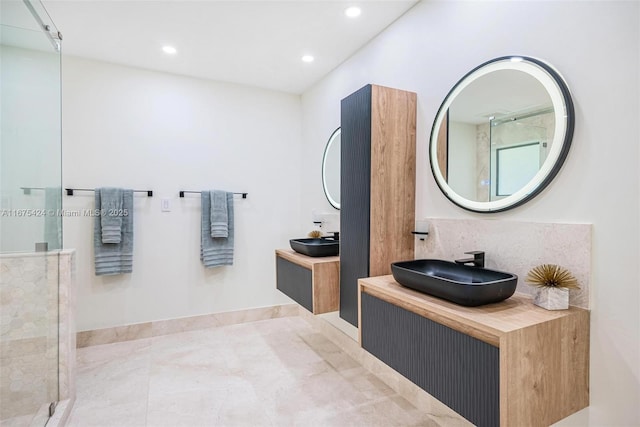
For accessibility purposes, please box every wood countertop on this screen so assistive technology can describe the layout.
[358,274,588,347]
[275,249,339,270]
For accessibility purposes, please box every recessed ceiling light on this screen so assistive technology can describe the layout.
[301,55,314,63]
[345,6,361,18]
[162,45,177,55]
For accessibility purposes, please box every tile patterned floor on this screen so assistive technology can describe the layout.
[67,316,439,427]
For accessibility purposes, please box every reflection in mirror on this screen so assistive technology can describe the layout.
[322,127,341,209]
[430,56,574,212]
[496,142,541,196]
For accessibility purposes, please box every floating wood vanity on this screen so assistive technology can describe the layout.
[358,275,589,427]
[275,249,339,314]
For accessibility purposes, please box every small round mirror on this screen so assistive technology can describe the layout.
[322,127,341,210]
[430,56,574,212]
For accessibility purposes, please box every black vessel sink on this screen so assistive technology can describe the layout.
[391,259,517,306]
[290,238,339,257]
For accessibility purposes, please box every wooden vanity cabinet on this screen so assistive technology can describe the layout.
[340,84,416,326]
[275,249,339,314]
[358,275,590,427]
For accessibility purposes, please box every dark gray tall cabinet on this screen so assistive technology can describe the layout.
[339,84,417,326]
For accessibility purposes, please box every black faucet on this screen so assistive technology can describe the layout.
[323,231,339,241]
[455,251,485,268]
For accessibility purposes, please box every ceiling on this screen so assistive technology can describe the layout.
[451,69,553,125]
[26,0,419,94]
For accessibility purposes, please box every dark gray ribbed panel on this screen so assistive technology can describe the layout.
[340,84,372,327]
[361,293,499,427]
[276,257,312,313]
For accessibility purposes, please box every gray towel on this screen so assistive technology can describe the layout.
[99,187,124,244]
[201,191,234,268]
[94,189,134,276]
[210,190,228,238]
[44,187,62,250]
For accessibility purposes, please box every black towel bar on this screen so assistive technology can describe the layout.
[179,191,248,199]
[65,188,153,197]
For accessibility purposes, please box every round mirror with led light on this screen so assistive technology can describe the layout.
[429,56,574,213]
[322,127,341,210]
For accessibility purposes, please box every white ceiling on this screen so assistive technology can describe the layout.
[451,69,553,125]
[34,0,419,94]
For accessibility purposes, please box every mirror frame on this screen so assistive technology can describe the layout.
[429,56,575,213]
[322,127,341,210]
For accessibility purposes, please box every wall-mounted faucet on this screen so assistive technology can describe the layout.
[323,231,339,241]
[455,251,485,268]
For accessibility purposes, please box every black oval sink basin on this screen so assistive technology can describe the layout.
[290,238,339,257]
[391,259,517,306]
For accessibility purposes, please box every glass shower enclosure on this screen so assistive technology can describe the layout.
[489,108,554,201]
[0,0,63,425]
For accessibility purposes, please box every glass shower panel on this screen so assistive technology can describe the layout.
[1,5,62,253]
[0,1,62,425]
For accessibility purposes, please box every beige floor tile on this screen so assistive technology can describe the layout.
[145,387,226,427]
[65,400,148,427]
[68,316,443,427]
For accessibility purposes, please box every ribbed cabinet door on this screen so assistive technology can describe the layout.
[339,85,372,327]
[361,293,500,427]
[276,257,313,313]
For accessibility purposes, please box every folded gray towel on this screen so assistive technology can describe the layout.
[44,187,62,250]
[94,189,134,275]
[201,191,234,268]
[99,187,124,244]
[210,190,228,238]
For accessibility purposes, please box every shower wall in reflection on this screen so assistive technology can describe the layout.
[448,108,554,203]
[489,110,555,200]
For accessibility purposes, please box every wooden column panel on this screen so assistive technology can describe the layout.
[369,85,416,277]
[436,110,448,181]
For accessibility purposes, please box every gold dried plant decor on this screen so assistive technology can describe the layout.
[526,264,579,289]
[307,230,322,238]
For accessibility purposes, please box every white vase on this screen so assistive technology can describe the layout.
[533,287,569,310]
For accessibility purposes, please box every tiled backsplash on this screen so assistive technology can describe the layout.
[415,218,591,309]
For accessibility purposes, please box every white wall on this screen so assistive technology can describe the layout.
[63,57,300,331]
[300,1,639,425]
